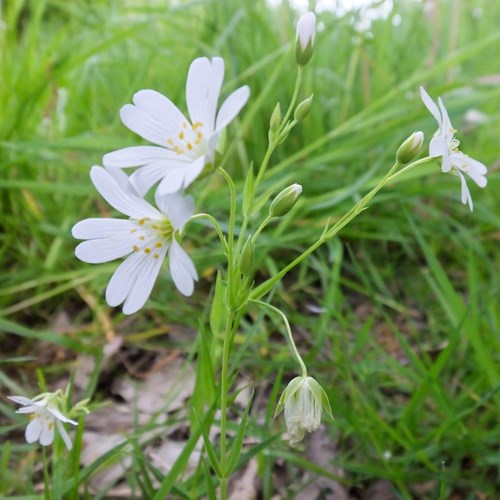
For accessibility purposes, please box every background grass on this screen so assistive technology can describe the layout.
[1,0,499,497]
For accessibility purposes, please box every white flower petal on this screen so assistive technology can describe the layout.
[437,97,454,140]
[90,166,160,219]
[25,416,43,444]
[186,57,224,134]
[122,246,167,314]
[8,396,35,406]
[463,155,487,176]
[420,86,442,126]
[169,240,197,296]
[48,406,77,425]
[103,145,179,168]
[56,420,73,450]
[16,406,40,414]
[75,236,137,264]
[132,89,188,140]
[39,420,55,446]
[181,155,206,190]
[155,192,195,230]
[72,219,136,240]
[56,419,74,451]
[105,251,149,308]
[129,158,192,197]
[215,85,250,133]
[156,167,189,195]
[296,11,316,50]
[457,171,473,211]
[429,136,448,158]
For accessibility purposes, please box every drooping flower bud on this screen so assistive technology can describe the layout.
[396,131,424,164]
[269,183,302,218]
[294,95,314,122]
[295,12,316,66]
[275,376,332,444]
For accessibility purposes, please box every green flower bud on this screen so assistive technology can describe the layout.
[294,95,313,122]
[269,183,302,218]
[295,12,316,66]
[396,131,424,164]
[270,103,282,133]
[238,236,254,276]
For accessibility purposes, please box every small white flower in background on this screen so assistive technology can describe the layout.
[8,395,77,450]
[295,11,316,66]
[72,166,198,314]
[275,375,332,444]
[103,57,250,196]
[420,86,487,211]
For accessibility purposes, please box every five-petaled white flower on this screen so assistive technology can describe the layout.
[420,86,487,211]
[102,57,250,197]
[8,395,77,450]
[72,166,198,314]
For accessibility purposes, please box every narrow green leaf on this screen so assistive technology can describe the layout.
[227,390,254,475]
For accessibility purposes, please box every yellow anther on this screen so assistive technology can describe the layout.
[155,242,162,247]
[182,122,188,129]
[192,121,203,129]
[167,138,174,145]
[133,245,139,252]
[187,143,193,150]
[179,132,184,140]
[139,236,145,240]
[130,229,137,233]
[144,248,151,254]
[153,253,159,259]
[152,224,159,229]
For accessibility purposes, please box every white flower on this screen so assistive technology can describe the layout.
[420,86,487,211]
[295,12,316,66]
[72,166,198,314]
[275,375,332,444]
[103,57,250,196]
[8,395,77,450]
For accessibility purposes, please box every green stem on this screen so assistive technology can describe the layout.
[190,213,228,252]
[250,157,430,300]
[251,299,307,376]
[251,215,272,244]
[217,167,237,259]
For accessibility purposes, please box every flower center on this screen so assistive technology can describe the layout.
[166,121,205,158]
[130,217,174,260]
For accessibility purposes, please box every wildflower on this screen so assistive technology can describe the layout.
[420,86,487,211]
[396,131,424,164]
[103,57,250,196]
[275,376,332,444]
[295,12,316,66]
[8,395,77,450]
[72,166,197,314]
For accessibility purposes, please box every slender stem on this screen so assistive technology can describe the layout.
[253,67,303,191]
[217,167,237,259]
[190,213,228,252]
[250,158,419,300]
[387,155,434,182]
[251,215,272,244]
[219,309,233,499]
[251,299,307,377]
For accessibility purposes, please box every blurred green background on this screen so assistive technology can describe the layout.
[0,0,499,497]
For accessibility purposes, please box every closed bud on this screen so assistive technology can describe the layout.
[295,12,316,66]
[238,236,254,275]
[396,131,424,164]
[269,183,302,218]
[294,95,313,122]
[270,103,282,133]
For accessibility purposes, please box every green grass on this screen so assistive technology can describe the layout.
[1,0,499,497]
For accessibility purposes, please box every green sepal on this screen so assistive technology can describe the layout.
[306,377,333,419]
[274,376,304,418]
[295,38,314,66]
